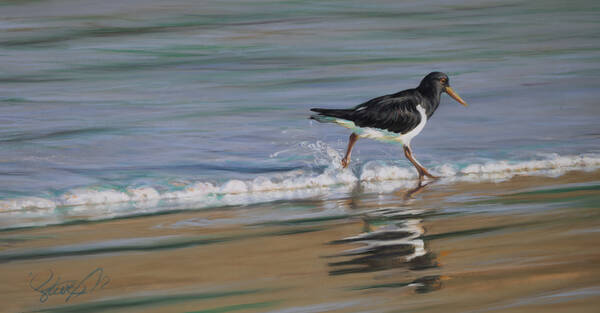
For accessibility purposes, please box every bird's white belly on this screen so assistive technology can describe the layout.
[333,104,428,145]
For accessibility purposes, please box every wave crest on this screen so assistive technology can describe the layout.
[1,153,599,220]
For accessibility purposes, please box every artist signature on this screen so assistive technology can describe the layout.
[28,267,110,303]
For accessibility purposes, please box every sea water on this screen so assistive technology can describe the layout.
[1,0,599,227]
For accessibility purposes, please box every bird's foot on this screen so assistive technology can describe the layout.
[418,169,440,181]
[419,175,440,182]
[424,173,440,179]
[341,157,350,168]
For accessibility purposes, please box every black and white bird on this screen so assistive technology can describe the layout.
[310,72,467,181]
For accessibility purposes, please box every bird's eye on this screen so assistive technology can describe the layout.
[440,78,447,84]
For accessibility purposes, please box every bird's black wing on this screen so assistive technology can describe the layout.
[347,93,422,134]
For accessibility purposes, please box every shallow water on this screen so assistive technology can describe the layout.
[1,0,600,226]
[1,172,599,313]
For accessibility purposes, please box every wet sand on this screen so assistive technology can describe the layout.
[1,170,599,313]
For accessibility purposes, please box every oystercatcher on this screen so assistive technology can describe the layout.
[310,72,467,181]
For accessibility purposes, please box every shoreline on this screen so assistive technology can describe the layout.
[1,164,599,231]
[1,170,599,312]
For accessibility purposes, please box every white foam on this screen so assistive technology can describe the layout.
[220,180,248,194]
[456,153,600,182]
[127,187,160,202]
[250,176,278,192]
[162,182,217,201]
[59,189,130,206]
[435,163,458,177]
[360,161,417,181]
[0,197,56,213]
[1,153,599,223]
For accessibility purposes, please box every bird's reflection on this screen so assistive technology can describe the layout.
[327,180,443,293]
[403,179,437,199]
[328,217,438,274]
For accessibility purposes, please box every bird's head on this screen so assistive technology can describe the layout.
[419,72,468,107]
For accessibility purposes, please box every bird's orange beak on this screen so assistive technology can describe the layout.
[445,87,468,107]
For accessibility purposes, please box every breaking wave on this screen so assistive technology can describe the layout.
[1,142,599,225]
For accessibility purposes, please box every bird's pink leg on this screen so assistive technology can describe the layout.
[403,145,439,181]
[341,133,359,168]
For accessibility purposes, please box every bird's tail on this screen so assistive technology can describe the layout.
[309,108,353,122]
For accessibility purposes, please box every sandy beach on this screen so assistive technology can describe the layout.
[1,170,598,313]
